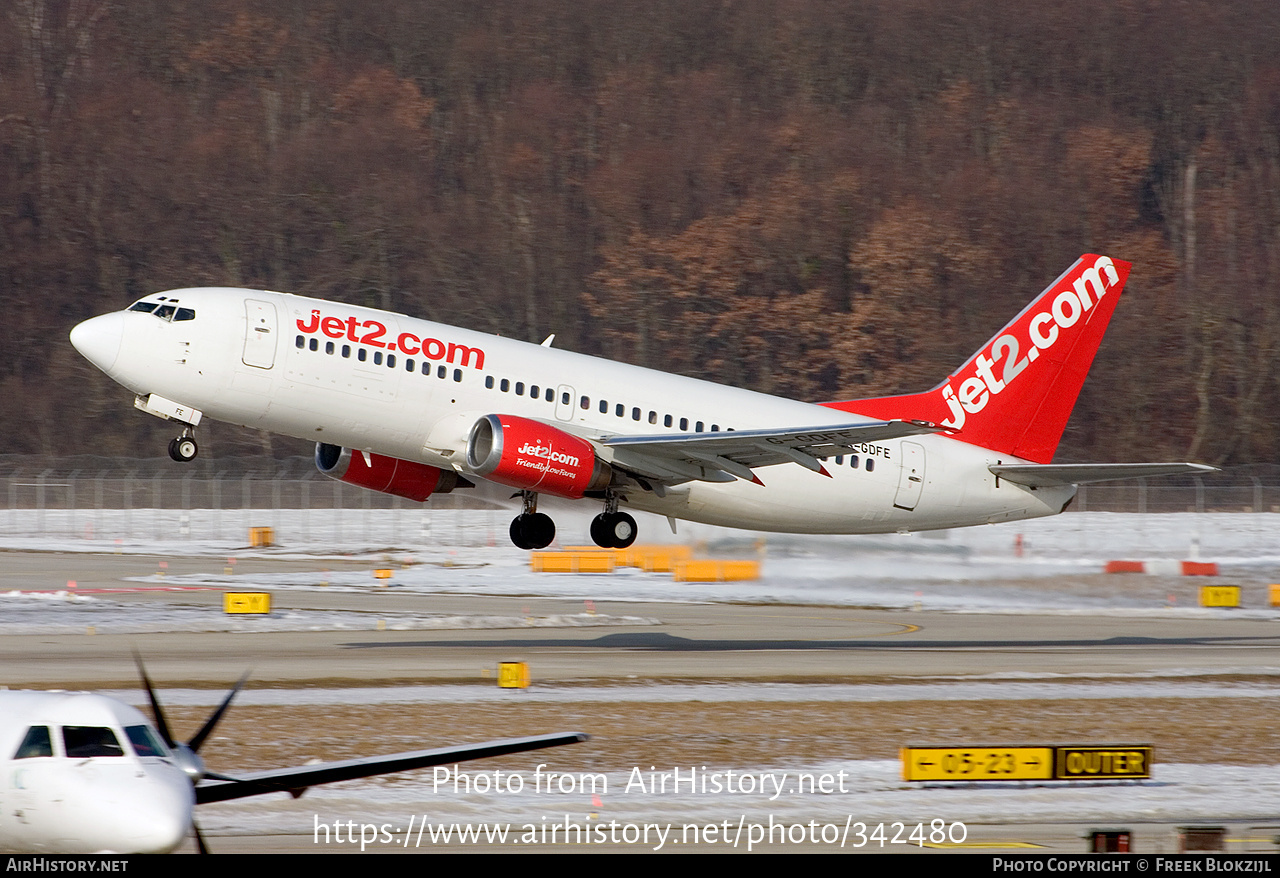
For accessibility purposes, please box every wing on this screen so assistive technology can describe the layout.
[195,732,587,804]
[601,419,942,487]
[989,462,1218,488]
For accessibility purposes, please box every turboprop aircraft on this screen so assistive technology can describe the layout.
[69,253,1211,549]
[0,666,587,854]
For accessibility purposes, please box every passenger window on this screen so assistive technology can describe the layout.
[486,376,495,389]
[632,407,641,421]
[600,400,608,414]
[14,725,53,759]
[581,396,590,410]
[453,369,462,382]
[500,379,510,392]
[836,455,844,465]
[866,458,875,472]
[342,345,351,358]
[680,418,688,431]
[648,411,657,424]
[406,359,415,372]
[437,366,446,379]
[63,726,124,758]
[545,388,554,402]
[711,424,719,432]
[386,354,396,368]
[664,415,672,427]
[616,404,624,417]
[561,391,571,405]
[358,348,367,361]
[515,382,525,395]
[850,455,859,469]
[325,341,334,355]
[309,339,319,352]
[374,351,383,365]
[531,385,539,398]
[696,421,704,432]
[295,335,304,348]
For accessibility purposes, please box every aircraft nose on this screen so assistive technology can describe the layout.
[69,311,124,374]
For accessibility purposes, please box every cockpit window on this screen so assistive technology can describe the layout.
[14,725,53,759]
[63,726,125,758]
[131,301,195,322]
[124,724,168,758]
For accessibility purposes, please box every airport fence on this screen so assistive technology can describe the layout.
[0,456,1276,544]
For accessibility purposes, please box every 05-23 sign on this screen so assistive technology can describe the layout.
[902,745,1151,782]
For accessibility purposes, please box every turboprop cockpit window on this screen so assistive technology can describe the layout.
[63,725,125,758]
[14,725,53,758]
[125,724,168,758]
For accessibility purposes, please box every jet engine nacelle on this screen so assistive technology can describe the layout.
[315,443,465,501]
[465,414,611,498]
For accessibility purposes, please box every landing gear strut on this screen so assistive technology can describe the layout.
[168,429,198,463]
[590,492,637,549]
[509,491,555,550]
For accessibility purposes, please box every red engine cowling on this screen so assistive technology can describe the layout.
[465,414,611,498]
[315,444,464,501]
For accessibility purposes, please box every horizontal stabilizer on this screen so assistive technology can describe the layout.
[989,462,1218,488]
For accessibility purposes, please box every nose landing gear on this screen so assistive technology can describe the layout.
[168,431,198,462]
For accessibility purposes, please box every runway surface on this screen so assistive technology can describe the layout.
[4,546,1280,854]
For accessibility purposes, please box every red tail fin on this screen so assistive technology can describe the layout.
[823,254,1130,464]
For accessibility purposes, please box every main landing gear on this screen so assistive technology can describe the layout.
[507,491,639,551]
[167,429,198,462]
[590,492,637,549]
[510,491,555,550]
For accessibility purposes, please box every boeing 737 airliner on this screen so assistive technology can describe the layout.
[69,254,1210,549]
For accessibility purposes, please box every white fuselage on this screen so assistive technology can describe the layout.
[0,691,192,854]
[73,288,1073,533]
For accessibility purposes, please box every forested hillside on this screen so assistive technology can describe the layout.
[3,0,1278,464]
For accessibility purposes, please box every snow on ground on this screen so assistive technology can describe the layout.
[3,511,1280,632]
[2,509,1280,632]
[195,760,1280,841]
[89,680,1280,707]
[6,511,1280,837]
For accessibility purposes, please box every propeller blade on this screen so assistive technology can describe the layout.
[193,818,210,854]
[133,650,177,749]
[187,670,249,753]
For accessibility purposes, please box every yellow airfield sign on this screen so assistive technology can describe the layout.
[902,745,1152,782]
